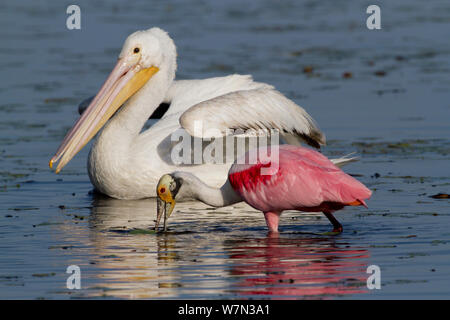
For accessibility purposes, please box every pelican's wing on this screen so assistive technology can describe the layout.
[163,74,272,117]
[179,87,326,148]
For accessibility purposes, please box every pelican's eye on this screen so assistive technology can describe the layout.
[133,47,140,54]
[159,187,166,194]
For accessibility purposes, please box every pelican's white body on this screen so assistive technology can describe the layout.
[88,75,263,199]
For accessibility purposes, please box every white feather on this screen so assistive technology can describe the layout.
[179,88,325,147]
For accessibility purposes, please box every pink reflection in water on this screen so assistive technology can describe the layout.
[226,233,370,298]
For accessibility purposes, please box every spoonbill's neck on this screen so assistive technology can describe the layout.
[174,172,243,207]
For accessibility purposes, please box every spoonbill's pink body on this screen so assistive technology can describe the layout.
[228,145,372,233]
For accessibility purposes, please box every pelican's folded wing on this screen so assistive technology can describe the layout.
[179,88,326,148]
[164,74,273,117]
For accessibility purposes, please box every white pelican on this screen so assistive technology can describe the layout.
[49,27,328,199]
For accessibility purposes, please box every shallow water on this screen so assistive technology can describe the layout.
[1,0,450,299]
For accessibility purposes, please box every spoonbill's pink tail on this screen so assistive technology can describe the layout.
[346,199,368,208]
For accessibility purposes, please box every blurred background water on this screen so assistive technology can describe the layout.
[0,0,449,299]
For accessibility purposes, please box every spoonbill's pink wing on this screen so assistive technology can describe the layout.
[228,145,372,213]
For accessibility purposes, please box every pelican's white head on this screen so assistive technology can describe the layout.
[49,27,177,173]
[120,28,177,83]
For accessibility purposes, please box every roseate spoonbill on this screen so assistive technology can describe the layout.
[155,145,372,233]
[49,27,327,199]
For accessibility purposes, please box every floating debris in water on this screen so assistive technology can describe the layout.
[431,240,447,246]
[33,222,63,227]
[109,228,157,235]
[429,193,449,199]
[349,173,363,177]
[375,88,406,95]
[129,229,157,235]
[44,97,72,104]
[32,273,56,278]
[303,66,313,74]
[48,245,74,250]
[342,72,352,79]
[290,50,303,57]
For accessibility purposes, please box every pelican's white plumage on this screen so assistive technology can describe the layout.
[50,27,327,199]
[180,87,324,145]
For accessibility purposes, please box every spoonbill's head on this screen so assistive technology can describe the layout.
[49,27,176,173]
[155,173,183,231]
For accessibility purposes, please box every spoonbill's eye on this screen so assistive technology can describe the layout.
[133,47,140,54]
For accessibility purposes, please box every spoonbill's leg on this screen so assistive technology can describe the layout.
[323,211,343,233]
[264,211,282,232]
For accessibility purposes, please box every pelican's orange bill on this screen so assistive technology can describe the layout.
[49,58,159,173]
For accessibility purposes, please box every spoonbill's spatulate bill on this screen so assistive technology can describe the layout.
[156,145,372,233]
[49,27,327,199]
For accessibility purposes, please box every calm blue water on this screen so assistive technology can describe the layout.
[1,0,449,299]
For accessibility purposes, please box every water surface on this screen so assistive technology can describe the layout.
[1,0,450,299]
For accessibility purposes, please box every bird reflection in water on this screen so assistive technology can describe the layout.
[86,194,183,298]
[84,193,369,299]
[225,233,370,298]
